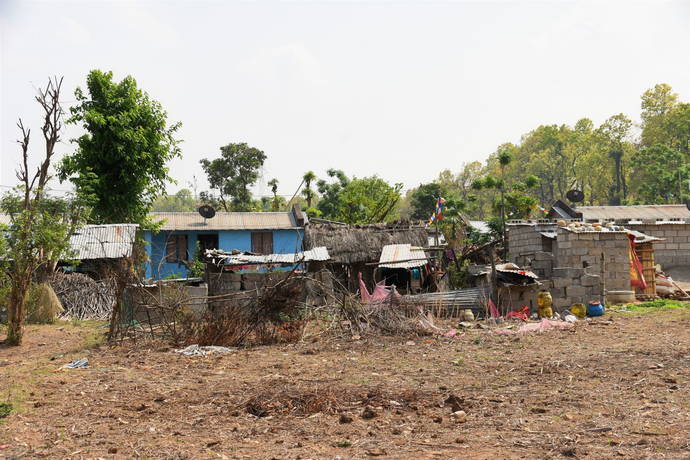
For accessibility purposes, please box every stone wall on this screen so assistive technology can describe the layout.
[625,223,690,269]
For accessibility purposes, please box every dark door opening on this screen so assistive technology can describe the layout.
[197,233,219,254]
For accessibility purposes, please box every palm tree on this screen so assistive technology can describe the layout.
[302,171,317,208]
[267,178,279,210]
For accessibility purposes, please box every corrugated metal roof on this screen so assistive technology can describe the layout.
[0,214,136,260]
[469,221,491,234]
[378,244,428,269]
[576,205,690,221]
[69,224,138,260]
[210,247,330,265]
[151,212,304,231]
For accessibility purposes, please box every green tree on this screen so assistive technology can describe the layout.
[152,188,197,212]
[59,70,181,227]
[631,144,689,203]
[267,178,282,211]
[596,113,633,204]
[4,78,80,345]
[301,171,317,208]
[316,171,402,224]
[200,143,267,212]
[641,83,679,147]
[316,169,350,219]
[409,182,445,220]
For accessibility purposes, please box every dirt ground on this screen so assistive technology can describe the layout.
[1,308,689,460]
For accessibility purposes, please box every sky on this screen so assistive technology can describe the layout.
[1,0,689,200]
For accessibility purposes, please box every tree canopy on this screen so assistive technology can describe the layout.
[200,142,266,212]
[59,70,181,227]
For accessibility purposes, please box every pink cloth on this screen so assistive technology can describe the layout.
[359,273,401,303]
[488,299,501,318]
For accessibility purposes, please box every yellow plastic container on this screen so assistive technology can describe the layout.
[537,290,553,318]
[571,303,586,319]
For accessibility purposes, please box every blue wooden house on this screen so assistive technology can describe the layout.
[143,206,307,279]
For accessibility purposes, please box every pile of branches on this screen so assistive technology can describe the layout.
[337,292,440,336]
[138,276,306,347]
[51,272,115,321]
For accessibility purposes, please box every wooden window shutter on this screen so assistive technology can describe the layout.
[251,232,273,255]
[166,234,188,262]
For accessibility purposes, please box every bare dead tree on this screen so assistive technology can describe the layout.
[5,76,65,346]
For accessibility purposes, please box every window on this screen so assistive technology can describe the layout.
[166,234,188,263]
[251,232,273,255]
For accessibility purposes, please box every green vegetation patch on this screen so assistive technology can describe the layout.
[0,403,13,419]
[625,299,690,311]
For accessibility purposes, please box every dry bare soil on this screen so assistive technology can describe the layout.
[1,308,689,459]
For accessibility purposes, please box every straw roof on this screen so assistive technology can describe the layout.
[303,222,428,265]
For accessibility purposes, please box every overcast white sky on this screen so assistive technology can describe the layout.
[1,0,689,199]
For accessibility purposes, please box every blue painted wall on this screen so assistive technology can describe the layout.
[143,228,304,279]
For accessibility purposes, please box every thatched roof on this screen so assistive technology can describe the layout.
[303,222,428,265]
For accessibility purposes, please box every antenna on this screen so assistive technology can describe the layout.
[198,205,216,225]
[565,189,585,203]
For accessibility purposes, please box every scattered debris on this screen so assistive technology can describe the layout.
[451,410,467,423]
[62,358,89,369]
[495,319,574,335]
[361,406,377,419]
[173,344,236,356]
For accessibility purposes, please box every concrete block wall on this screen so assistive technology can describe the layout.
[625,223,690,269]
[556,228,630,291]
[541,268,602,311]
[507,223,557,263]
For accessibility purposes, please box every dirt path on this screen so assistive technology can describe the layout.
[1,309,689,459]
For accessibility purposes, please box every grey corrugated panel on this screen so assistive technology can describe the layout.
[577,205,690,220]
[150,212,303,231]
[378,244,428,269]
[69,224,138,260]
[219,246,330,265]
[469,221,490,234]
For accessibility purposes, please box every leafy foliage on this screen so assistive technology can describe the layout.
[152,188,197,212]
[316,171,402,224]
[60,70,181,227]
[200,142,266,212]
[630,144,690,204]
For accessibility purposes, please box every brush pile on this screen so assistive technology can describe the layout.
[338,293,440,336]
[51,272,115,321]
[181,274,307,346]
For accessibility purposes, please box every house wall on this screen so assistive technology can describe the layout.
[144,229,304,280]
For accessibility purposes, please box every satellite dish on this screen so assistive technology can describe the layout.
[566,189,585,203]
[198,205,216,219]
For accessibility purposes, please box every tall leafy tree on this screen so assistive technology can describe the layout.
[409,182,444,220]
[267,178,281,211]
[200,143,267,212]
[301,171,317,208]
[596,113,633,204]
[3,77,81,346]
[631,144,689,203]
[316,171,401,224]
[59,70,181,226]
